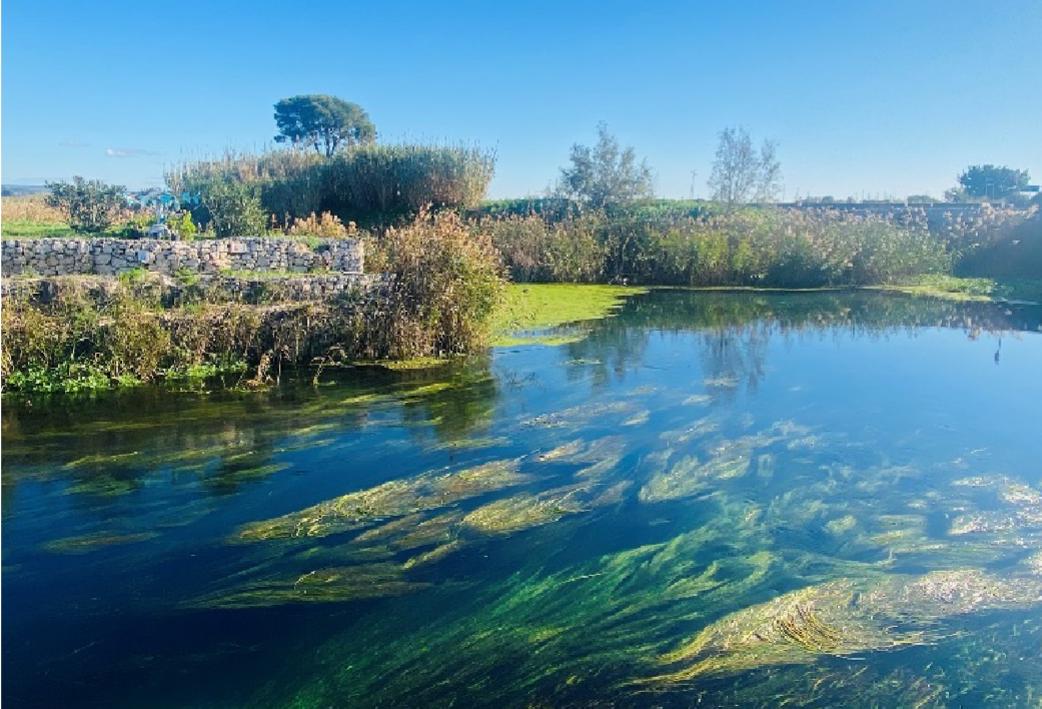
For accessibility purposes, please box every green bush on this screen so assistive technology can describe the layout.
[45,177,127,233]
[322,144,494,225]
[169,144,495,231]
[489,207,952,287]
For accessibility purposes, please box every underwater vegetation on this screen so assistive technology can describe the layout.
[193,562,428,609]
[652,568,1042,683]
[5,290,1042,707]
[235,458,528,541]
[40,531,158,554]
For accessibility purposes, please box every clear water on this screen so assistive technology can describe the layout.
[3,290,1042,707]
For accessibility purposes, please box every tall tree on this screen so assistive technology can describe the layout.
[274,95,376,156]
[956,165,1030,200]
[558,123,653,209]
[707,127,782,206]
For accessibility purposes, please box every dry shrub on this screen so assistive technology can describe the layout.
[357,210,505,358]
[285,211,356,238]
[487,214,604,283]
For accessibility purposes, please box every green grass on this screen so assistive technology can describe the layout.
[1,220,77,238]
[491,284,646,346]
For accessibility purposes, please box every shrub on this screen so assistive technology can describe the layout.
[45,177,127,233]
[168,211,198,239]
[322,144,495,225]
[285,211,355,238]
[361,210,505,358]
[189,176,266,237]
[487,207,952,288]
[169,144,496,230]
[473,197,580,222]
[488,214,604,283]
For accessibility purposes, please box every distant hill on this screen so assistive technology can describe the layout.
[2,184,48,196]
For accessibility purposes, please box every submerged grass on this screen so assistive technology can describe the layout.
[652,569,1042,683]
[234,458,527,541]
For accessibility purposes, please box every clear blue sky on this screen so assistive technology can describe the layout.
[3,0,1040,199]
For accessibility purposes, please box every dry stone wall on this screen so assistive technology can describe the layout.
[1,237,363,277]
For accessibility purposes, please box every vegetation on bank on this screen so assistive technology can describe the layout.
[166,143,495,234]
[0,212,504,394]
[2,99,1040,393]
[487,207,960,287]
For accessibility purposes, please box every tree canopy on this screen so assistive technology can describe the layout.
[956,164,1030,200]
[274,95,376,157]
[557,123,653,209]
[707,127,781,206]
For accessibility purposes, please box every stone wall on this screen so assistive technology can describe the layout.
[1,273,379,308]
[1,237,363,277]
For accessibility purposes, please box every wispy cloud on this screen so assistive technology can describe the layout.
[59,139,90,148]
[106,147,158,158]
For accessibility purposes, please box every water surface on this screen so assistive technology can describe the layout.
[4,290,1042,707]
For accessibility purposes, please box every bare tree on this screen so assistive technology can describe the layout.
[754,139,781,202]
[707,127,782,206]
[558,122,654,209]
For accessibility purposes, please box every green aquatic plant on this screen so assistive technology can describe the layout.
[622,409,650,426]
[403,540,466,569]
[651,569,1042,683]
[536,439,584,462]
[640,444,751,502]
[41,531,158,554]
[521,402,636,430]
[62,451,142,469]
[269,496,784,706]
[234,458,527,541]
[490,284,646,347]
[462,486,589,535]
[194,562,428,609]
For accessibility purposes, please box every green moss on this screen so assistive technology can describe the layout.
[490,284,646,346]
[354,357,452,371]
[873,275,1042,304]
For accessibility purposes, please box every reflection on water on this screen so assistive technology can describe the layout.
[3,291,1042,707]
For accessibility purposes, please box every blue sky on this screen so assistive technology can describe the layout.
[3,0,1040,199]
